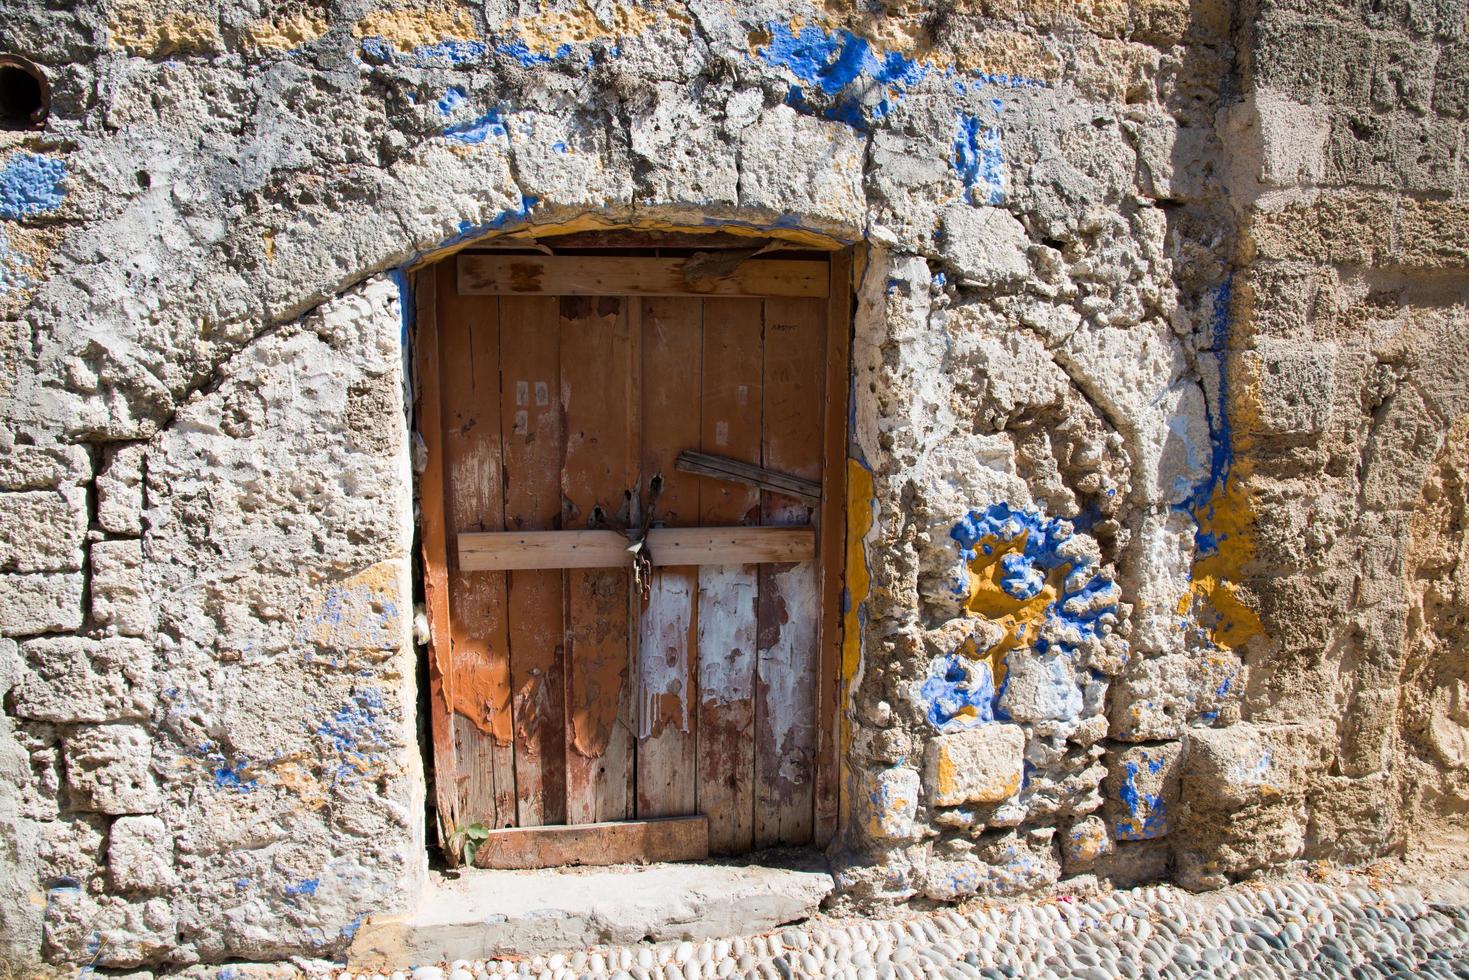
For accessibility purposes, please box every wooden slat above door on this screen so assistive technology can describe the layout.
[458,255,829,298]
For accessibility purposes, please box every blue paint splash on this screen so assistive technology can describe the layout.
[1116,754,1170,840]
[755,21,1045,132]
[315,688,391,783]
[919,653,996,732]
[950,503,1121,659]
[436,86,468,116]
[952,113,1005,205]
[359,36,487,65]
[444,108,507,144]
[285,878,320,896]
[0,153,66,219]
[497,38,574,66]
[198,741,258,793]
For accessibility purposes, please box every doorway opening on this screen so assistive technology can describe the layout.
[412,230,853,869]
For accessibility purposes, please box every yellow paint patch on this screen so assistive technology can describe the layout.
[0,224,62,320]
[108,1,222,55]
[353,1,478,49]
[957,531,1073,686]
[507,1,689,55]
[243,10,329,52]
[298,561,406,651]
[262,230,277,262]
[1177,359,1265,654]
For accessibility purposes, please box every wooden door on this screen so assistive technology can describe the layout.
[415,248,851,866]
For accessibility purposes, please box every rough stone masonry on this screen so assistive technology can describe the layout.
[0,0,1466,971]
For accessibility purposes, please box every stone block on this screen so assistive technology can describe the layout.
[97,444,145,536]
[918,829,1060,900]
[940,205,1030,288]
[738,106,865,230]
[1326,111,1461,194]
[1434,41,1469,119]
[856,766,920,842]
[997,653,1083,724]
[0,444,91,491]
[629,83,738,205]
[108,815,174,893]
[0,489,87,572]
[64,724,161,814]
[923,724,1025,806]
[43,889,175,967]
[1090,838,1170,888]
[0,572,84,635]
[1109,653,1241,741]
[91,539,154,637]
[38,812,108,886]
[13,637,154,723]
[1103,741,1185,841]
[1305,773,1397,864]
[1061,815,1113,871]
[1183,722,1330,810]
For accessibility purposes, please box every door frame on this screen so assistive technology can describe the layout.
[412,238,854,865]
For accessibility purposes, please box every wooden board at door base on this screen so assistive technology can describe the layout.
[416,244,853,867]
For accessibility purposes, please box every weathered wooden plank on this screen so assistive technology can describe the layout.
[413,267,463,850]
[457,527,815,570]
[561,295,636,825]
[814,251,851,847]
[675,450,823,505]
[437,261,516,830]
[636,297,701,819]
[459,255,829,299]
[696,297,763,855]
[499,295,567,828]
[755,296,825,848]
[471,816,709,869]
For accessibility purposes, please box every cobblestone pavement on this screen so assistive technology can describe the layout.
[340,871,1469,980]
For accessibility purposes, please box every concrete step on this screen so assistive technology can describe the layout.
[349,862,835,968]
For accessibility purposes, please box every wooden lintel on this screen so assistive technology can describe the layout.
[458,255,829,298]
[457,526,815,571]
[471,815,709,869]
[675,450,823,505]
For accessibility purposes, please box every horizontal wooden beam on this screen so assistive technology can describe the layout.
[471,815,709,869]
[457,526,815,571]
[675,450,823,505]
[458,255,829,298]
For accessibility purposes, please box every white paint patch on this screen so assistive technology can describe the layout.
[698,564,757,706]
[759,562,818,786]
[638,572,693,738]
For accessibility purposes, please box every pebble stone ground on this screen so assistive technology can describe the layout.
[337,869,1469,980]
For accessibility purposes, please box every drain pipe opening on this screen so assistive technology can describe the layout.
[0,55,50,129]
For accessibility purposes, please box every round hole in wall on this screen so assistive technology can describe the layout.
[0,55,50,129]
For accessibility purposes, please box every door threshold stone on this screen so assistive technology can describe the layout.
[348,861,835,968]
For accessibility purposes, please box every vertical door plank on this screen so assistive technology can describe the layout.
[561,295,637,824]
[814,252,851,847]
[414,267,462,847]
[755,296,825,848]
[636,297,702,818]
[500,295,567,828]
[437,261,516,829]
[696,298,764,854]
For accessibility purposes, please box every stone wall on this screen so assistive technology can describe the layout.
[0,0,1464,970]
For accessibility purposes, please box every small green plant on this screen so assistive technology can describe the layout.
[448,821,490,866]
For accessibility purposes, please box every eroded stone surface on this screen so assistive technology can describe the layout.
[0,0,1464,968]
